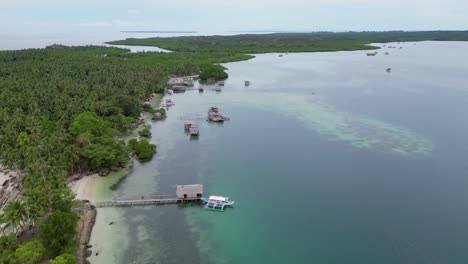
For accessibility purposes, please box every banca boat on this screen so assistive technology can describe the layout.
[202,195,235,211]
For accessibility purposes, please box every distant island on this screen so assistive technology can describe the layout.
[108,31,468,53]
[120,30,198,33]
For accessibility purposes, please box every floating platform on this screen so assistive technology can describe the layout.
[208,106,225,122]
[189,125,199,136]
[172,86,187,93]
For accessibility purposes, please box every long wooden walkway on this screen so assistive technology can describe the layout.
[94,195,201,208]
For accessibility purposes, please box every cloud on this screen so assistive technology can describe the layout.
[1,0,467,32]
[127,9,141,15]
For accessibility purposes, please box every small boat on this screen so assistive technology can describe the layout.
[386,68,392,73]
[202,195,235,211]
[218,81,225,86]
[198,86,204,92]
[279,54,283,57]
[165,99,175,106]
[245,81,251,86]
[215,86,222,92]
[167,89,173,95]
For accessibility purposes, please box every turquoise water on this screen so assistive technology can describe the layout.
[90,41,468,263]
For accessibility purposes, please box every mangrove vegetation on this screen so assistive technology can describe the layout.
[107,31,468,53]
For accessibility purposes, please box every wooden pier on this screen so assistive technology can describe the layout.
[95,184,204,208]
[94,195,201,208]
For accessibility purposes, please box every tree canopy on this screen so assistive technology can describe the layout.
[49,253,78,264]
[14,240,45,264]
[107,31,468,53]
[39,211,79,256]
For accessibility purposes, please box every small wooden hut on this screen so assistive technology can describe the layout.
[176,184,203,199]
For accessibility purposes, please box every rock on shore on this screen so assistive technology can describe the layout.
[76,202,97,264]
[0,167,22,208]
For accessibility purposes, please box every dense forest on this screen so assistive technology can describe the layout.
[0,45,167,176]
[0,45,186,263]
[108,31,468,53]
[0,43,255,262]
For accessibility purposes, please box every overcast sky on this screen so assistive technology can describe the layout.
[1,0,467,33]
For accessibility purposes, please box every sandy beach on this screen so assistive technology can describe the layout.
[68,175,99,201]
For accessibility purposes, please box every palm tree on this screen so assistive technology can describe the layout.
[24,188,47,213]
[27,204,41,235]
[4,199,28,234]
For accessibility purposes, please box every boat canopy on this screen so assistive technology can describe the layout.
[209,195,229,202]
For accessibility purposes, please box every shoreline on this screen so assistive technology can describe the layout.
[69,92,164,263]
[75,202,97,264]
[69,93,163,202]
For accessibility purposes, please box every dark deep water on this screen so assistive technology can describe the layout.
[90,41,468,264]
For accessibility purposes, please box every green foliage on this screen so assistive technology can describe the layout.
[108,113,134,133]
[14,240,45,264]
[199,64,228,81]
[142,103,153,112]
[130,139,157,161]
[50,187,76,213]
[69,112,110,136]
[49,253,78,264]
[39,211,79,256]
[157,108,166,115]
[77,136,129,172]
[68,112,130,172]
[0,249,17,264]
[0,235,17,261]
[108,31,468,53]
[0,234,16,248]
[138,125,152,138]
[0,45,166,180]
[114,95,141,118]
[3,199,28,233]
[128,138,138,149]
[154,83,164,93]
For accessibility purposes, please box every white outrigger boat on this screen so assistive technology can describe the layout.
[202,195,235,211]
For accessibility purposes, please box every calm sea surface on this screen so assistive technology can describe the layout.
[81,41,468,264]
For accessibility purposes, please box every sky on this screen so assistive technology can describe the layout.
[1,0,467,33]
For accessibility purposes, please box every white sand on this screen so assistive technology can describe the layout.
[68,175,99,201]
